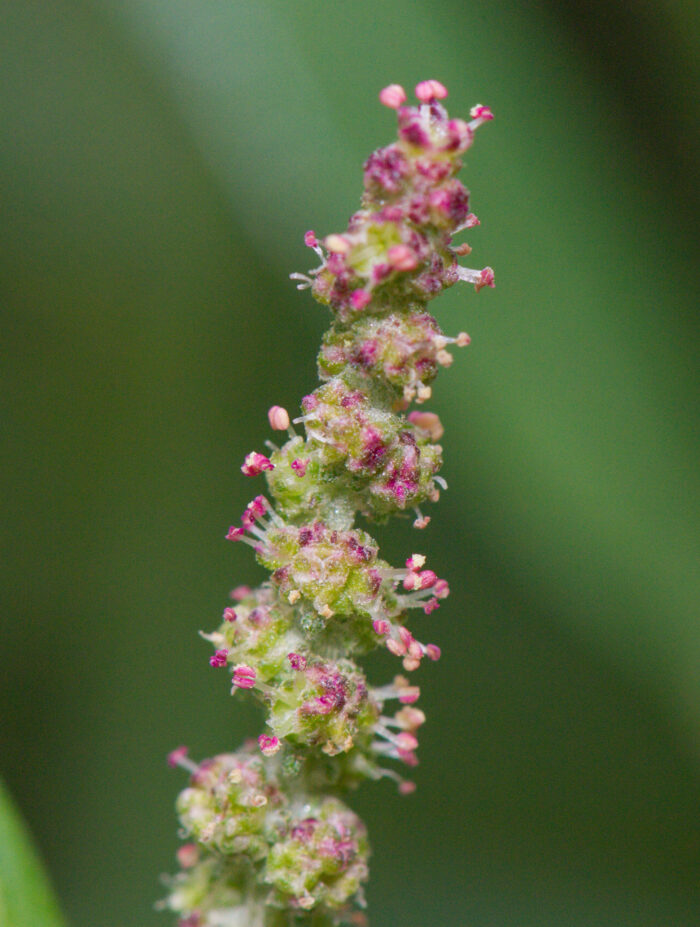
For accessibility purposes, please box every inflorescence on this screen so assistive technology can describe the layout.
[162,80,493,927]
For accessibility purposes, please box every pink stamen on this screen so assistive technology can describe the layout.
[241,451,274,476]
[415,79,448,102]
[268,406,290,430]
[232,664,256,689]
[386,638,407,657]
[475,267,495,292]
[407,411,444,441]
[230,585,251,601]
[304,230,318,248]
[223,607,237,622]
[396,706,426,729]
[379,84,407,109]
[209,648,229,668]
[167,745,189,769]
[418,570,437,589]
[470,104,494,121]
[396,731,419,751]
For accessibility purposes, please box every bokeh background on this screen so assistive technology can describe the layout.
[2,2,699,925]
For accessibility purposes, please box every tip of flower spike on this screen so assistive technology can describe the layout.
[415,79,448,102]
[303,230,318,248]
[379,84,407,109]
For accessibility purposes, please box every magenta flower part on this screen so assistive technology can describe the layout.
[164,81,494,927]
[241,451,274,476]
[231,664,256,689]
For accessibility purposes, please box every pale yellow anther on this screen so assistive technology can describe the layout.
[416,385,432,402]
[325,234,350,254]
[456,331,471,346]
[320,604,334,619]
[436,349,453,367]
[288,590,301,604]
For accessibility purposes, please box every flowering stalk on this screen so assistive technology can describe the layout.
[161,81,493,927]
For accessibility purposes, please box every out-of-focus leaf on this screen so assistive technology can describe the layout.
[0,778,67,927]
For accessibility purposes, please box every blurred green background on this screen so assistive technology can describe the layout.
[2,1,699,925]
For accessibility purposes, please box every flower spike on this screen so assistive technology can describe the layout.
[164,82,494,927]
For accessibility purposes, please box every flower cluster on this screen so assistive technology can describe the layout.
[164,80,493,927]
[162,747,369,924]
